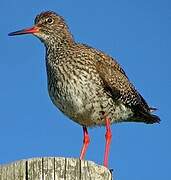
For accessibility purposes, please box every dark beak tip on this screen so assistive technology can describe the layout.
[8,32,15,36]
[8,30,25,36]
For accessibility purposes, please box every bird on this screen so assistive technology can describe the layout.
[8,11,160,168]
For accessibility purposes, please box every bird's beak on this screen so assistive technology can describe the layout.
[8,26,40,36]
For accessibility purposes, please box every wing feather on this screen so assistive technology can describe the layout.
[96,57,150,112]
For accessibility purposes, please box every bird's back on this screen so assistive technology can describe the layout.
[84,44,160,124]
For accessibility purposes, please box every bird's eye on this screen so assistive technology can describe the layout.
[46,18,54,24]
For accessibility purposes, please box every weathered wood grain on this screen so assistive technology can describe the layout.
[0,157,112,180]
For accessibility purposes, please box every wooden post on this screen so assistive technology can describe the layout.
[0,157,112,180]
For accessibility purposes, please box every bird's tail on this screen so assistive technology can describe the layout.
[129,107,160,124]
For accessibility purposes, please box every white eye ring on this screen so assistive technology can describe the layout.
[46,17,54,24]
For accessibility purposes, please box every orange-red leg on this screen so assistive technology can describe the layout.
[80,126,90,160]
[104,117,112,167]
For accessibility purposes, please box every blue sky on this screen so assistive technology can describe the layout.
[1,0,170,179]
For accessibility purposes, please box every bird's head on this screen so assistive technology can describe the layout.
[9,11,72,45]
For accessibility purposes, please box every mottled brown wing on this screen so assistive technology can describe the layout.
[96,58,150,112]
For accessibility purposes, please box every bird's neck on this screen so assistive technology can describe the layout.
[45,32,74,64]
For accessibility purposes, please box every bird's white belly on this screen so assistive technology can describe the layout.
[48,81,94,124]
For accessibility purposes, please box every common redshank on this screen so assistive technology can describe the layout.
[9,11,160,167]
